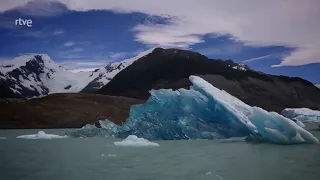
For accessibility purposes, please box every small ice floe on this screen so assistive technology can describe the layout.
[0,137,6,139]
[101,153,117,157]
[215,175,224,179]
[205,172,212,175]
[17,131,67,139]
[114,135,159,147]
[108,154,117,157]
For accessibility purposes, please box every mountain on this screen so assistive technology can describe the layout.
[316,84,320,89]
[0,54,94,98]
[81,48,155,93]
[97,48,320,112]
[0,50,153,98]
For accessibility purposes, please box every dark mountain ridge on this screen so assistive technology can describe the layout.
[97,48,320,112]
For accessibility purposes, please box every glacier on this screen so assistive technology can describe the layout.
[281,108,320,123]
[67,76,319,144]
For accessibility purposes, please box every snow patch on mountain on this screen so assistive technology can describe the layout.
[232,63,248,71]
[224,60,251,71]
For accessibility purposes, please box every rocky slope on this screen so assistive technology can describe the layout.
[0,93,143,129]
[97,48,320,112]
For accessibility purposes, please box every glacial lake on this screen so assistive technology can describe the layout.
[1,124,320,180]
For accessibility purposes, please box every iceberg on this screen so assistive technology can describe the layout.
[68,76,318,144]
[17,131,67,139]
[114,135,159,147]
[281,108,320,122]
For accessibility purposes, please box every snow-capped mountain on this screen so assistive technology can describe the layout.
[0,49,154,98]
[81,48,155,93]
[316,84,320,89]
[0,54,93,98]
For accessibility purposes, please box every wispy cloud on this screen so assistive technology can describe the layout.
[52,29,64,35]
[58,54,87,59]
[108,52,128,60]
[71,47,84,52]
[59,60,109,72]
[57,48,145,72]
[23,31,47,38]
[61,61,107,67]
[242,54,276,63]
[197,43,244,56]
[56,47,85,59]
[64,41,74,47]
[14,29,65,38]
[5,0,68,17]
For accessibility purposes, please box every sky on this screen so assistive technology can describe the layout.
[0,0,319,83]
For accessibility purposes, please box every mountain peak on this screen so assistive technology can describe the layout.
[12,54,52,64]
[0,54,53,75]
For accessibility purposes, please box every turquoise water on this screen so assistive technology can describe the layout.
[0,125,320,180]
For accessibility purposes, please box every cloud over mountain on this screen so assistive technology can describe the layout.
[1,0,320,67]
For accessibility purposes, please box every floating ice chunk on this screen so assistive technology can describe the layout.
[281,108,320,122]
[65,121,121,138]
[114,135,159,147]
[17,131,67,139]
[216,175,224,179]
[0,137,6,139]
[296,120,306,128]
[108,154,117,157]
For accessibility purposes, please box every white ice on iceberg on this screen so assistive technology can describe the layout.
[114,135,159,147]
[17,131,67,139]
[281,108,320,122]
[190,76,318,144]
[296,120,306,128]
